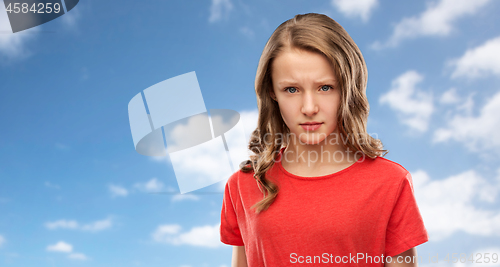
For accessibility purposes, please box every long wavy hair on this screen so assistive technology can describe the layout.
[239,13,388,214]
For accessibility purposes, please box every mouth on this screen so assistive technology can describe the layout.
[300,123,323,131]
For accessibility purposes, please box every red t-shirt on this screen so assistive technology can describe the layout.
[220,147,428,266]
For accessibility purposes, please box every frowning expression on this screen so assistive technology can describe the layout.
[270,47,341,145]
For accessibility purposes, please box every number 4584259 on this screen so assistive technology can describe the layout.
[5,2,62,14]
[443,253,498,264]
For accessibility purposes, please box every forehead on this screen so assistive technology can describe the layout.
[271,47,337,82]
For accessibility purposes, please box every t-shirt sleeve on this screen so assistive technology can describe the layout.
[220,175,245,246]
[385,171,429,256]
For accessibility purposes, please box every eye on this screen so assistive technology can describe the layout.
[320,85,333,92]
[284,87,298,93]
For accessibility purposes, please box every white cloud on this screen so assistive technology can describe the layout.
[379,71,434,132]
[47,241,73,253]
[149,155,168,162]
[150,108,258,194]
[440,88,460,104]
[171,194,200,202]
[134,178,165,193]
[45,217,113,232]
[208,0,233,23]
[68,252,88,261]
[216,109,258,192]
[450,36,500,79]
[165,113,217,153]
[153,224,181,236]
[45,220,79,230]
[438,88,476,123]
[109,184,128,197]
[0,0,36,60]
[331,0,378,22]
[413,169,500,241]
[440,89,476,115]
[159,107,256,154]
[372,0,492,49]
[239,109,258,141]
[152,223,222,248]
[80,217,113,232]
[0,235,5,247]
[161,109,254,193]
[46,241,89,260]
[457,94,475,115]
[433,91,500,152]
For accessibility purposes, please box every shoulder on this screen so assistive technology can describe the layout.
[361,156,411,185]
[367,156,409,175]
[225,168,255,192]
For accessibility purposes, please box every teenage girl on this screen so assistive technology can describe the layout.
[220,13,428,267]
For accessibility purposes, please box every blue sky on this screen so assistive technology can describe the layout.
[1,0,500,266]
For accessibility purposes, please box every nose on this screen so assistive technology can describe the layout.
[300,91,319,116]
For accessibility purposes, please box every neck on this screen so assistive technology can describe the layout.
[282,137,361,169]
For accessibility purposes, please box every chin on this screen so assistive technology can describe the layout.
[299,134,326,145]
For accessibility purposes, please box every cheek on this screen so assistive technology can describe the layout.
[331,106,340,118]
[279,107,290,123]
[320,99,340,115]
[277,104,295,126]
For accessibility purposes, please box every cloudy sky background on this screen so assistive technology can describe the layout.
[1,0,500,266]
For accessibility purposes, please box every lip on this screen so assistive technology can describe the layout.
[300,121,322,125]
[300,122,323,131]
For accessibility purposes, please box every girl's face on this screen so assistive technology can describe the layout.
[270,47,341,145]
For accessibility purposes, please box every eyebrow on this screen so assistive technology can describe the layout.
[277,79,337,87]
